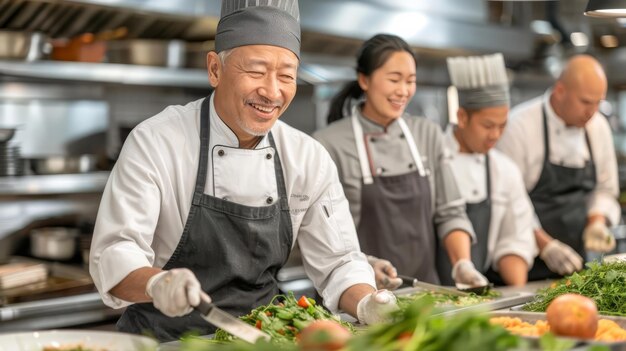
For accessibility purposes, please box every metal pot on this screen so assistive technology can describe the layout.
[0,31,51,61]
[30,227,78,261]
[106,39,186,68]
[29,155,98,175]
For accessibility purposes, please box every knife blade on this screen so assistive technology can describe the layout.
[398,274,470,296]
[195,298,270,344]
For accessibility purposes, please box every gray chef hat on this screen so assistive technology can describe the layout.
[447,53,509,110]
[216,0,301,59]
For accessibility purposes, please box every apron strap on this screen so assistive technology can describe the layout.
[542,103,595,168]
[485,153,491,204]
[193,96,211,206]
[268,132,290,211]
[351,110,374,185]
[351,108,427,184]
[397,118,426,177]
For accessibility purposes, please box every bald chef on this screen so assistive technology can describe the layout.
[497,55,620,280]
[438,53,537,287]
[89,0,395,342]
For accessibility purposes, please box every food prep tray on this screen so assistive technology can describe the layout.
[0,257,93,306]
[489,310,626,350]
[394,286,535,316]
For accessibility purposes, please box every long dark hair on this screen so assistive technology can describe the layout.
[326,34,416,124]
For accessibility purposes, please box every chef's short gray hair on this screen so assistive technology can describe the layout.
[218,49,233,66]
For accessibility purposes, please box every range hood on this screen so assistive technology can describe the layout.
[0,0,538,84]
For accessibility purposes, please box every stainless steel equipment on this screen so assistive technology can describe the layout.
[30,227,78,261]
[107,39,186,68]
[195,297,271,344]
[29,155,98,175]
[0,31,50,61]
[398,274,470,297]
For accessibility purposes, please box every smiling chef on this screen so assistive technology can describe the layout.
[89,0,396,342]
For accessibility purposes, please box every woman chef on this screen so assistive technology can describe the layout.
[313,34,488,289]
[438,53,537,286]
[89,0,396,342]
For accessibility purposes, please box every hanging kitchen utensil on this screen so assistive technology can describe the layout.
[397,274,470,297]
[195,297,270,344]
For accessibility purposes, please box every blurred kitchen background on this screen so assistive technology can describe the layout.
[0,0,626,332]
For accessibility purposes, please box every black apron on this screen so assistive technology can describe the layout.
[351,113,439,284]
[527,105,596,281]
[437,154,492,286]
[116,97,293,342]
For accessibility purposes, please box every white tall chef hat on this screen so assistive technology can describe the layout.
[446,53,510,111]
[216,0,301,59]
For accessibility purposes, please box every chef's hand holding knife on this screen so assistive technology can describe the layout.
[146,268,210,317]
[367,255,403,290]
[583,216,616,253]
[451,259,489,288]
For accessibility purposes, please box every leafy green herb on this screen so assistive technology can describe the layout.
[523,261,626,316]
[211,292,354,343]
[396,289,499,311]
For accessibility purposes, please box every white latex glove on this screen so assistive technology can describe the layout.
[583,221,616,253]
[451,259,489,288]
[356,289,399,325]
[540,239,584,275]
[367,255,402,290]
[146,268,207,317]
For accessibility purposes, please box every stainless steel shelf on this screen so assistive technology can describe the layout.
[0,172,110,195]
[0,60,210,88]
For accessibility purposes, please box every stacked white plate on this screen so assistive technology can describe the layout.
[0,262,48,289]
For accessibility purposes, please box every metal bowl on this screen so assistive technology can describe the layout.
[30,227,78,261]
[29,154,98,175]
[0,128,15,143]
[0,31,50,61]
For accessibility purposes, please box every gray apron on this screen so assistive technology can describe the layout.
[116,97,293,342]
[528,105,596,281]
[351,111,439,284]
[437,154,491,285]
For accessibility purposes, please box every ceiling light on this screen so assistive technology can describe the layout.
[600,34,619,47]
[570,32,589,47]
[585,0,626,18]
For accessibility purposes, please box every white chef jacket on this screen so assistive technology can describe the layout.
[90,96,375,312]
[496,91,620,227]
[445,127,537,271]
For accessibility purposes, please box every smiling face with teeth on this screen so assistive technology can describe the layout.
[358,51,417,127]
[207,45,299,148]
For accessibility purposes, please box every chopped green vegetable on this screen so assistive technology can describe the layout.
[396,289,499,311]
[523,261,626,316]
[212,292,355,343]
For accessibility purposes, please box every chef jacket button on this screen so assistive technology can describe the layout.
[408,163,414,169]
[556,129,561,135]
[473,189,478,195]
[370,137,376,143]
[266,153,272,160]
[399,133,405,139]
[377,167,385,174]
[266,197,273,204]
[218,149,225,157]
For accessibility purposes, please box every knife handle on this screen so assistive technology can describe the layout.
[195,296,214,315]
[397,274,416,287]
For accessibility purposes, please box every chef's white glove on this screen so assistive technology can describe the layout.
[540,239,584,276]
[451,259,489,288]
[367,255,402,290]
[583,221,616,253]
[146,268,207,317]
[356,289,398,325]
